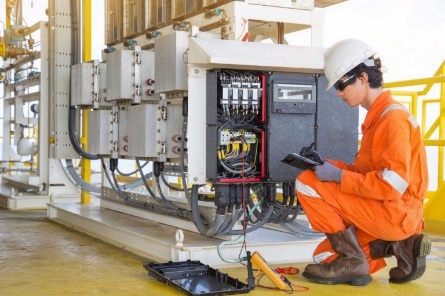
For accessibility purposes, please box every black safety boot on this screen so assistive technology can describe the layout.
[370,233,431,283]
[302,225,371,286]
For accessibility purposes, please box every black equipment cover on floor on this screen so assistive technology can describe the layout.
[144,260,254,295]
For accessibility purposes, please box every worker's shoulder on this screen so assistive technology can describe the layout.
[380,103,412,119]
[379,103,418,129]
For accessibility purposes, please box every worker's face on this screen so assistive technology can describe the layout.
[335,75,364,107]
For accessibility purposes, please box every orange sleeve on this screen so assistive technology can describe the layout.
[340,111,412,200]
[326,158,359,172]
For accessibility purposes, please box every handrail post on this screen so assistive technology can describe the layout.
[439,64,445,184]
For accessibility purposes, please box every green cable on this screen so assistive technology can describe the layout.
[217,199,263,263]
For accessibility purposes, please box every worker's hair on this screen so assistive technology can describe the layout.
[346,56,383,88]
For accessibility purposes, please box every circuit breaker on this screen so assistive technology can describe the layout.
[206,69,266,182]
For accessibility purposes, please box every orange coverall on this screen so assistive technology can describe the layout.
[296,90,428,273]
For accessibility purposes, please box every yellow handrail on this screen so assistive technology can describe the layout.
[384,60,445,234]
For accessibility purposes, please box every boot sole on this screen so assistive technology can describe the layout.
[302,271,372,286]
[389,234,431,283]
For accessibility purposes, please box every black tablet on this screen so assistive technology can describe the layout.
[281,153,322,170]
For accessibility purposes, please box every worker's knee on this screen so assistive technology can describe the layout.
[296,169,317,188]
[295,170,321,202]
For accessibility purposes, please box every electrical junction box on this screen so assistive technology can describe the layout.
[70,61,100,107]
[88,109,113,156]
[126,103,160,159]
[106,47,155,103]
[154,31,189,94]
[126,102,183,160]
[71,62,93,106]
[71,61,114,108]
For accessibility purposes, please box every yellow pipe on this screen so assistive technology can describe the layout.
[423,99,440,103]
[423,140,445,146]
[424,117,440,139]
[422,100,427,137]
[422,99,440,137]
[6,0,13,29]
[81,0,92,204]
[438,65,445,184]
[384,76,445,89]
[411,93,418,120]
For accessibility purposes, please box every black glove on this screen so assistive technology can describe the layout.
[299,142,324,165]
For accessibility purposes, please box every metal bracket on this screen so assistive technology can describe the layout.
[133,46,142,104]
[93,60,100,109]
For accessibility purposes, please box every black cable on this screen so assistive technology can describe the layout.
[117,160,149,176]
[135,158,156,198]
[67,0,98,160]
[160,173,185,192]
[154,175,188,211]
[68,107,99,160]
[101,159,191,219]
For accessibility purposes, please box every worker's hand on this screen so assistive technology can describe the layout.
[314,161,342,182]
[300,142,324,165]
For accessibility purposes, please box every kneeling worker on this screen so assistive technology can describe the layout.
[296,39,431,286]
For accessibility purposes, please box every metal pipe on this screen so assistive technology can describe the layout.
[80,0,92,204]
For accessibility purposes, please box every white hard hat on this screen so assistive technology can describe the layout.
[324,39,376,90]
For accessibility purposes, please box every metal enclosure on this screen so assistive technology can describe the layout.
[266,72,358,182]
[127,103,160,158]
[70,61,100,107]
[154,31,189,94]
[124,101,182,160]
[266,72,317,182]
[88,110,113,156]
[71,61,112,108]
[71,62,94,106]
[106,46,155,103]
[205,69,357,183]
